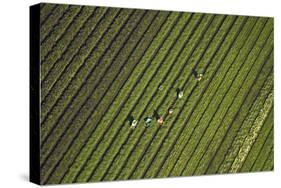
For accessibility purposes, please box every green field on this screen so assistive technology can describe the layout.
[39,3,274,185]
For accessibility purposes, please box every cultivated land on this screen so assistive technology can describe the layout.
[39,3,274,185]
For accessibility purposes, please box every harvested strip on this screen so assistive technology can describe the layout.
[230,92,273,172]
[38,5,274,184]
[179,26,273,176]
[194,56,273,175]
[217,77,273,173]
[158,17,261,177]
[240,109,273,172]
[203,21,273,175]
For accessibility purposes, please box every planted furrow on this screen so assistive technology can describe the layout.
[165,15,262,177]
[217,57,273,174]
[199,21,272,175]
[229,92,273,172]
[36,4,274,184]
[216,78,273,174]
[40,5,69,44]
[240,109,273,172]
[41,9,142,172]
[40,7,106,81]
[40,5,82,61]
[40,4,57,27]
[92,13,203,182]
[59,12,180,184]
[53,11,170,184]
[104,14,208,181]
[250,130,273,172]
[70,12,191,183]
[261,146,274,171]
[194,58,273,175]
[40,3,56,26]
[133,15,233,179]
[157,17,256,178]
[180,35,273,176]
[143,16,244,179]
[44,10,164,184]
[206,73,273,174]
[152,17,247,179]
[40,7,93,65]
[40,8,122,139]
[114,15,216,181]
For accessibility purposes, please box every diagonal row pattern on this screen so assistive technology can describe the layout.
[39,3,274,185]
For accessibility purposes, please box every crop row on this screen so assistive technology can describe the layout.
[240,109,273,172]
[215,76,273,174]
[40,4,56,26]
[41,9,146,161]
[156,17,258,177]
[87,14,221,182]
[42,10,166,184]
[40,7,115,118]
[40,6,82,61]
[210,73,273,174]
[38,7,274,183]
[40,6,93,65]
[40,7,107,82]
[52,12,181,184]
[85,13,215,182]
[198,20,273,175]
[249,124,273,172]
[47,11,172,184]
[56,12,183,184]
[194,56,273,175]
[261,145,274,171]
[41,9,145,180]
[40,8,124,139]
[145,16,246,179]
[64,12,194,183]
[125,15,235,180]
[177,22,273,176]
[40,5,69,44]
[229,90,273,173]
[217,42,273,174]
[188,47,272,175]
[151,17,251,178]
[87,13,212,182]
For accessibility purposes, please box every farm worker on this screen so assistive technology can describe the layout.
[196,73,203,81]
[178,90,184,99]
[158,116,164,126]
[145,117,153,127]
[168,108,174,115]
[131,120,138,129]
